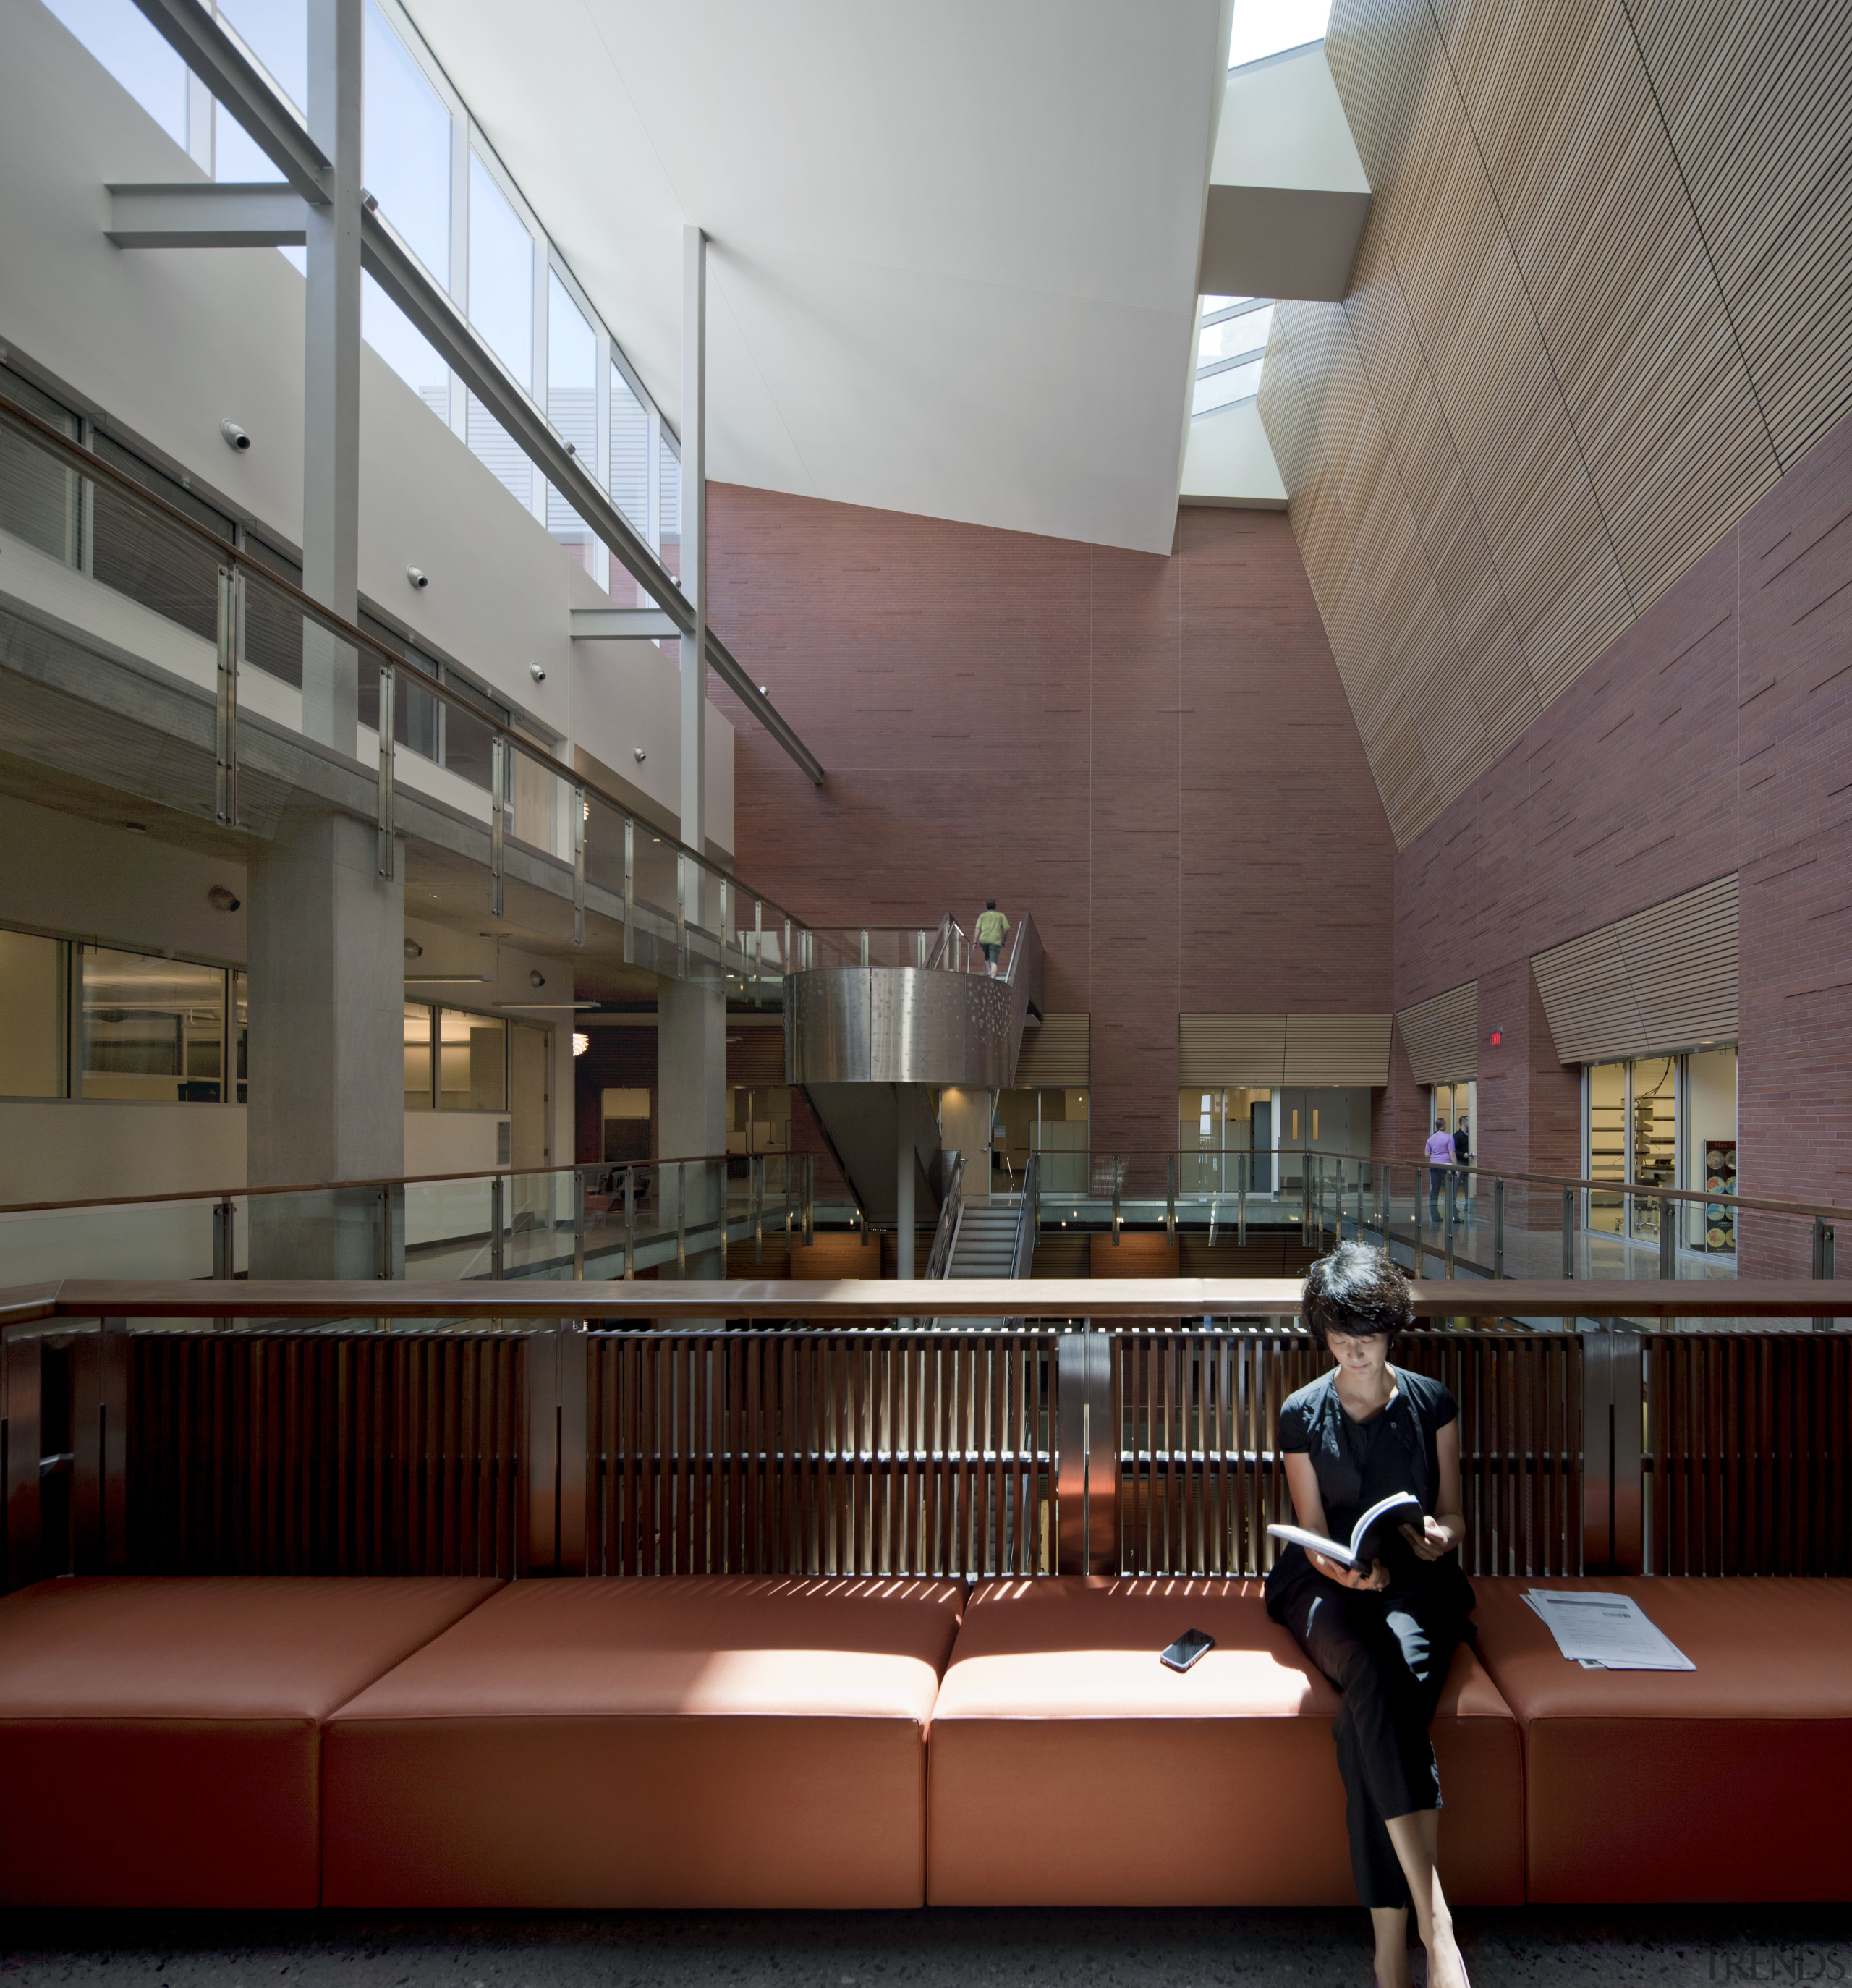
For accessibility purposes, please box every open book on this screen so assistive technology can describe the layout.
[1268,1491,1422,1568]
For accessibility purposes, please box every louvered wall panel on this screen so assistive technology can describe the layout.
[1531,872,1738,1064]
[1269,0,1850,847]
[1179,1014,1287,1088]
[1397,978,1479,1082]
[1014,1013,1089,1088]
[1283,1011,1393,1085]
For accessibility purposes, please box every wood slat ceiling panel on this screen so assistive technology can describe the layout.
[1265,0,1850,848]
[1396,977,1479,1084]
[1283,1011,1395,1086]
[1630,0,1852,467]
[1014,1013,1090,1089]
[1179,1013,1288,1088]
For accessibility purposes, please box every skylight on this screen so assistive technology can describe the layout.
[1228,0,1332,69]
[1192,297,1274,419]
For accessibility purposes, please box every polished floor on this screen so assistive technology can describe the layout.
[1,1906,1846,1986]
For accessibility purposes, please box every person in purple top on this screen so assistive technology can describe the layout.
[1424,1123,1456,1225]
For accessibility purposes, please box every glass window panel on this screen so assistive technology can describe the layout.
[232,970,249,1103]
[1192,357,1263,416]
[215,101,286,182]
[608,365,649,534]
[1684,1045,1738,1254]
[1586,1061,1626,1235]
[659,436,681,581]
[362,0,450,282]
[0,929,64,1097]
[1199,303,1273,364]
[438,1008,504,1110]
[403,1001,433,1108]
[468,152,532,388]
[80,947,225,1103]
[546,273,598,566]
[467,392,533,510]
[216,0,307,113]
[1628,1055,1676,1237]
[1229,0,1331,68]
[41,0,189,146]
[0,363,82,566]
[363,274,450,418]
[356,621,443,762]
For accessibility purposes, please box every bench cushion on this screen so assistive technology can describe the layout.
[926,1577,1523,1906]
[323,1575,964,1908]
[0,1576,500,1908]
[1472,1576,1852,1902]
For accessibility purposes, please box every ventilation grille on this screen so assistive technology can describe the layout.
[1179,1013,1390,1087]
[1014,1012,1089,1088]
[1397,980,1478,1084]
[1531,875,1738,1065]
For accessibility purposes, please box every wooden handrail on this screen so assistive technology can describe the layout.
[0,1276,1841,1328]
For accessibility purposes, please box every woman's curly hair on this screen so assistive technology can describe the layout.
[1301,1240,1414,1352]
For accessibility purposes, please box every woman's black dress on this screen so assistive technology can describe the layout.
[1264,1366,1475,1909]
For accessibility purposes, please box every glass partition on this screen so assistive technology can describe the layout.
[80,948,227,1103]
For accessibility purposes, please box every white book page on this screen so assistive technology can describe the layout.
[1524,1590,1694,1670]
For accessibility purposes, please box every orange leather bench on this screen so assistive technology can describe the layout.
[322,1574,964,1908]
[0,1576,500,1908]
[1472,1576,1852,1903]
[925,1576,1524,1906]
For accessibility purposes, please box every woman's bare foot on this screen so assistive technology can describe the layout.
[1422,1914,1468,1988]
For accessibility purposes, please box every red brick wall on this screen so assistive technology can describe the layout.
[707,494,1397,1158]
[1392,407,1852,1270]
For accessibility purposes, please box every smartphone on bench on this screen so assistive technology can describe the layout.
[1160,1628,1214,1673]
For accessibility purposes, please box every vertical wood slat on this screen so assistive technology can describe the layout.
[583,1332,1057,1580]
[126,1333,525,1578]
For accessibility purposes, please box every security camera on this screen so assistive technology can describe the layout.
[407,566,429,590]
[634,748,647,763]
[528,969,546,989]
[530,663,546,683]
[220,420,251,452]
[404,938,424,961]
[207,884,241,912]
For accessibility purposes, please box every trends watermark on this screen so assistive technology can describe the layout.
[1707,1952,1848,1982]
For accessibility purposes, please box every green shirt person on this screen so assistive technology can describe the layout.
[975,900,1009,973]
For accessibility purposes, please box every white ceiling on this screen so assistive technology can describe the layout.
[401,0,1228,556]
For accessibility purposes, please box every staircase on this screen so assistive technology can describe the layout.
[946,1204,1021,1280]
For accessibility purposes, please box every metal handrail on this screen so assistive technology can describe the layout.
[0,1150,792,1218]
[0,390,811,939]
[1032,1143,1852,1228]
[923,1150,966,1280]
[1009,1151,1040,1280]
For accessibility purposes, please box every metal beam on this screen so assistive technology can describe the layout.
[107,182,309,248]
[569,608,681,640]
[360,208,823,783]
[129,0,331,204]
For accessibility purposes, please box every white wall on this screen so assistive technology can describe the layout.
[0,0,734,818]
[1179,400,1288,509]
[0,1097,245,1206]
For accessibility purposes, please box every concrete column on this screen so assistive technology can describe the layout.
[658,977,726,1279]
[301,0,362,753]
[895,1082,917,1278]
[246,813,404,1275]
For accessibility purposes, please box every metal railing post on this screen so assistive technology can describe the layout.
[1562,1186,1576,1280]
[676,856,688,979]
[623,1166,635,1280]
[214,564,241,828]
[212,1196,236,1280]
[804,1154,815,1245]
[1444,1179,1456,1279]
[676,1160,687,1272]
[572,783,586,947]
[1237,1149,1247,1248]
[1659,1196,1678,1282]
[572,1166,585,1280]
[1300,1158,1311,1246]
[375,656,394,877]
[859,927,870,967]
[489,735,506,918]
[375,1183,394,1281]
[622,817,635,964]
[1165,1152,1176,1239]
[1493,1177,1505,1279]
[1814,1218,1837,1332]
[490,1174,505,1280]
[1110,1157,1121,1246]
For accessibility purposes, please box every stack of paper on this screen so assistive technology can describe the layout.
[1523,1589,1694,1670]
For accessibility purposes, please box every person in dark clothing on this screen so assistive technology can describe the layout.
[1266,1242,1473,1988]
[1451,1114,1471,1218]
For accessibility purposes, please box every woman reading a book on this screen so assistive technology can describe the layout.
[1265,1241,1472,1988]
